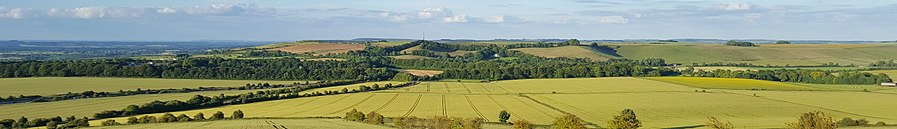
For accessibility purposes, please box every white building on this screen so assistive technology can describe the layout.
[881,83,897,87]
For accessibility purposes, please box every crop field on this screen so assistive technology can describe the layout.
[270,43,365,55]
[86,77,897,128]
[0,89,273,119]
[388,55,432,59]
[512,46,611,61]
[390,69,444,76]
[645,77,820,91]
[867,70,897,81]
[610,43,897,66]
[86,119,393,129]
[0,77,299,96]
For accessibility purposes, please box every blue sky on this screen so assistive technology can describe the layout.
[0,0,895,41]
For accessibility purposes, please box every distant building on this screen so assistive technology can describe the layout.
[882,83,897,87]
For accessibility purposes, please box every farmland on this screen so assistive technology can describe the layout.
[89,77,897,128]
[609,43,897,66]
[867,70,897,81]
[271,43,365,55]
[512,46,611,61]
[0,77,299,96]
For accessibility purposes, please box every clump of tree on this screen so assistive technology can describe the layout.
[552,114,585,129]
[499,110,511,123]
[344,109,366,122]
[658,39,679,42]
[513,120,533,129]
[869,60,897,67]
[123,110,242,126]
[725,40,756,47]
[393,116,483,129]
[786,111,836,129]
[706,117,735,129]
[364,111,384,125]
[689,69,891,85]
[607,109,641,129]
[776,40,792,44]
[0,116,90,129]
[1,82,303,105]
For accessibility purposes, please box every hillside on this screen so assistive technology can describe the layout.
[0,77,299,96]
[89,77,897,128]
[512,46,612,61]
[609,43,897,66]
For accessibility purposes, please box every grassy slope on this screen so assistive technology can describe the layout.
[611,43,897,66]
[867,70,897,81]
[512,46,611,61]
[645,77,820,91]
[89,77,897,128]
[0,77,299,96]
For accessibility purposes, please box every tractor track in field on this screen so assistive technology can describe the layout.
[326,94,376,115]
[477,83,493,93]
[442,95,448,116]
[517,94,600,127]
[491,83,513,93]
[488,95,528,121]
[284,94,354,116]
[460,82,473,93]
[402,94,423,117]
[255,97,324,115]
[444,83,452,93]
[720,91,892,119]
[426,83,431,92]
[530,94,603,121]
[265,120,288,129]
[373,94,400,112]
[466,96,488,121]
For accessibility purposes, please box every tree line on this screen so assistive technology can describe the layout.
[0,116,89,129]
[686,69,891,85]
[110,110,243,126]
[0,82,306,105]
[0,58,396,81]
[725,40,756,47]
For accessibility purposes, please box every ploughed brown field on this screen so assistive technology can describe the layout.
[271,43,365,55]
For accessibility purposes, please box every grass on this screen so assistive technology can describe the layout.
[0,77,300,96]
[867,70,897,81]
[610,43,897,66]
[270,43,365,55]
[84,119,393,129]
[69,77,897,128]
[645,77,819,91]
[512,46,611,61]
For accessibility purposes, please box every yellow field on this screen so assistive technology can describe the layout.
[83,77,897,128]
[512,46,611,61]
[646,77,820,90]
[611,43,897,66]
[0,77,299,96]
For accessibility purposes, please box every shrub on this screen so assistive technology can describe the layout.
[344,109,365,122]
[211,111,225,120]
[364,111,384,125]
[499,110,512,123]
[786,111,836,129]
[705,117,734,129]
[607,109,641,129]
[193,113,205,121]
[101,120,121,126]
[232,110,244,119]
[513,120,533,129]
[552,114,585,129]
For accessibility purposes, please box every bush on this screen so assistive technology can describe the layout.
[786,111,836,129]
[101,120,121,126]
[193,113,205,121]
[552,114,585,129]
[607,109,641,129]
[232,110,244,119]
[364,111,384,125]
[344,109,365,122]
[211,111,225,120]
[513,120,533,129]
[705,117,734,129]
[499,110,511,123]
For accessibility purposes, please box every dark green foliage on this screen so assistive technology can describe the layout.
[344,109,366,122]
[725,40,756,46]
[232,110,244,119]
[776,41,792,44]
[690,69,892,84]
[364,111,384,125]
[869,60,897,67]
[193,113,205,121]
[391,72,415,81]
[100,120,120,126]
[499,110,511,123]
[607,109,641,129]
[241,50,295,57]
[838,117,870,127]
[211,111,225,120]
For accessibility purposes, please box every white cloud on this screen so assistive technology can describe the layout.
[597,15,629,24]
[442,15,469,23]
[722,3,752,10]
[417,7,452,19]
[157,7,176,14]
[484,15,506,23]
[0,7,32,19]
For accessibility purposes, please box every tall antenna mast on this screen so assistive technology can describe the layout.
[422,33,426,40]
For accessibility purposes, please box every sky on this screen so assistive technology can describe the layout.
[0,0,895,41]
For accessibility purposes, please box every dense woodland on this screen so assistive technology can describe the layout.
[685,69,891,84]
[725,40,756,47]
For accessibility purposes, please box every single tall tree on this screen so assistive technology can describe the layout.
[232,110,244,119]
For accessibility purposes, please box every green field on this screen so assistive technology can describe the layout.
[646,77,821,91]
[86,119,393,129]
[609,43,897,66]
[0,77,300,96]
[90,77,897,128]
[512,46,612,61]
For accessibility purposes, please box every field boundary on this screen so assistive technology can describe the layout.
[721,91,891,119]
[442,95,448,116]
[488,95,527,121]
[518,94,599,127]
[284,94,354,116]
[460,82,473,93]
[477,84,493,93]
